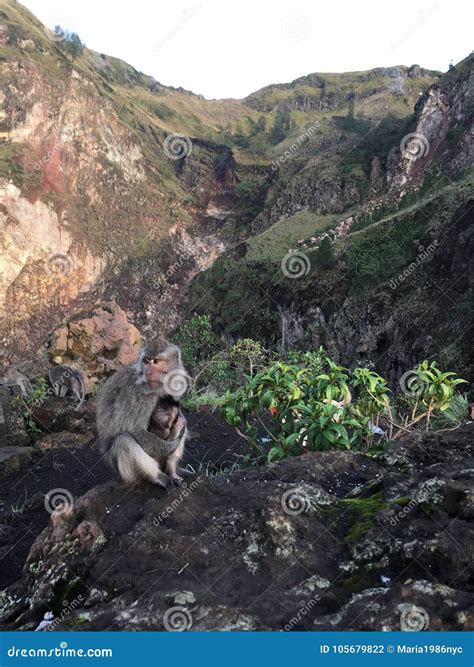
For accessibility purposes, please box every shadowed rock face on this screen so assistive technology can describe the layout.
[1,424,472,632]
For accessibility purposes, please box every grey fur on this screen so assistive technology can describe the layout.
[0,369,33,397]
[48,365,86,410]
[96,344,187,486]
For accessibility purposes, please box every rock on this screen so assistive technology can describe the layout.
[47,301,142,383]
[408,64,422,78]
[1,424,472,631]
[32,397,95,435]
[34,431,95,451]
[0,446,35,474]
[0,388,30,447]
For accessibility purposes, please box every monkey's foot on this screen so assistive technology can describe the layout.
[155,472,170,488]
[171,474,183,486]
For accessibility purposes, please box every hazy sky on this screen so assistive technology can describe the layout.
[22,0,473,99]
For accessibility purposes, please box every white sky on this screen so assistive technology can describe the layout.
[22,0,473,99]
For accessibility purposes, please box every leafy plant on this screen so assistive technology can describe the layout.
[432,393,469,428]
[386,361,467,438]
[221,353,467,464]
[221,353,376,464]
[15,378,49,434]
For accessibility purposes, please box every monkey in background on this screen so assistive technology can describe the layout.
[0,367,33,398]
[96,340,189,487]
[48,365,86,411]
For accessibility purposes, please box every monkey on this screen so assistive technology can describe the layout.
[96,339,189,487]
[0,367,34,397]
[48,365,86,411]
[132,397,188,485]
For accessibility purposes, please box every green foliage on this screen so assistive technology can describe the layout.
[15,378,49,433]
[314,237,336,269]
[409,360,466,411]
[173,315,217,377]
[433,393,469,428]
[194,338,271,395]
[268,111,291,145]
[221,352,379,464]
[221,352,467,463]
[55,25,85,59]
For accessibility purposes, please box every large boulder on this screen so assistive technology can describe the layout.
[46,301,142,388]
[1,424,472,631]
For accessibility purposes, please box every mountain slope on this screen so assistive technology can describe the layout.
[0,0,472,384]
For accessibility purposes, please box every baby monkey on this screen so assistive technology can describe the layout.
[134,396,188,485]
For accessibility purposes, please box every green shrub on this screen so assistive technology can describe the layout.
[221,353,467,464]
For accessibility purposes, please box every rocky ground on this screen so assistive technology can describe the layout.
[0,393,472,632]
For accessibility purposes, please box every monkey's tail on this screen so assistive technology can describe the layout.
[74,374,87,411]
[109,434,164,485]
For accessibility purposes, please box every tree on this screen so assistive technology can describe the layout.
[268,111,291,145]
[315,237,336,269]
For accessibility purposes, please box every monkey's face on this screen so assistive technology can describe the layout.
[143,355,173,389]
